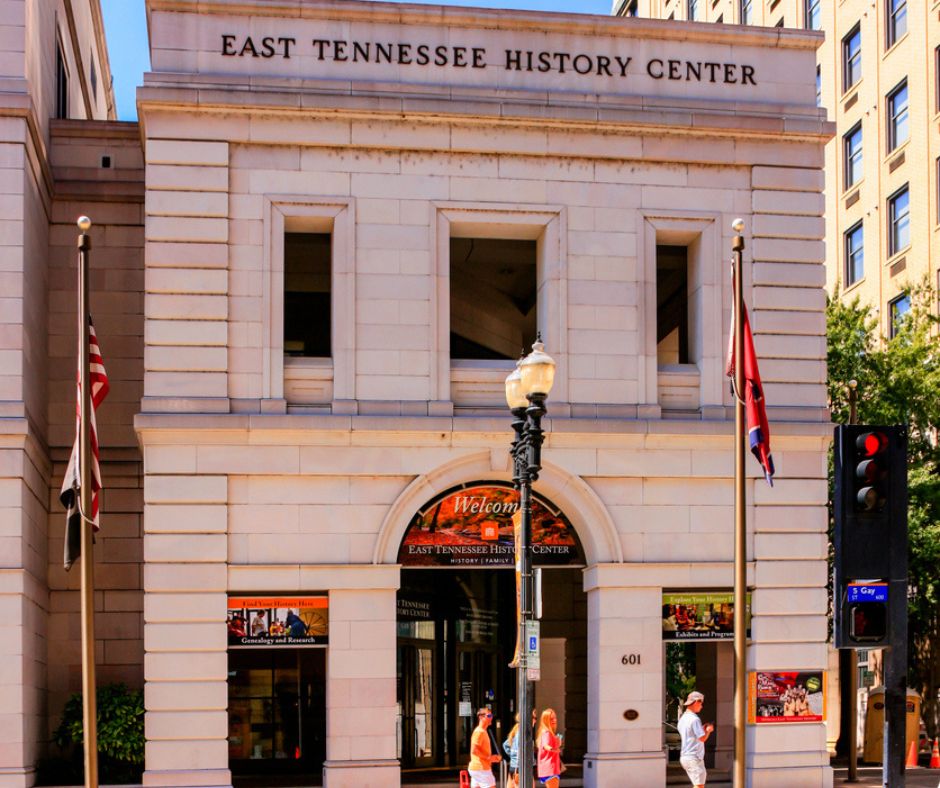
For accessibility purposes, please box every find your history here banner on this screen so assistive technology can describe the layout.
[227,596,328,648]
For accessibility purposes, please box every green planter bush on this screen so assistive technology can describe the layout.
[39,683,145,785]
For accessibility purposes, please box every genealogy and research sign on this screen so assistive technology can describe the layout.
[661,592,751,640]
[227,596,329,648]
[748,671,826,724]
[398,482,582,568]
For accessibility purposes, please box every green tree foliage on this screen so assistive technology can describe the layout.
[47,683,144,784]
[826,279,940,736]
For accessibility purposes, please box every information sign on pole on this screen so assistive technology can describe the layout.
[525,621,540,671]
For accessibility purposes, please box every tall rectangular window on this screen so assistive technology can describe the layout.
[740,0,752,24]
[621,0,639,16]
[816,66,822,107]
[889,293,910,337]
[55,39,68,119]
[887,0,907,47]
[450,238,536,360]
[688,0,699,21]
[887,80,909,152]
[656,245,690,365]
[844,222,864,287]
[844,123,863,189]
[888,186,910,257]
[805,0,821,29]
[843,25,862,92]
[284,232,331,357]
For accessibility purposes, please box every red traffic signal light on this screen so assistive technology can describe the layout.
[854,432,889,513]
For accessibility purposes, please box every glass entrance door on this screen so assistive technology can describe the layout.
[455,645,502,764]
[398,642,437,768]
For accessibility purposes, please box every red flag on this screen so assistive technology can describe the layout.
[60,318,110,570]
[726,287,774,486]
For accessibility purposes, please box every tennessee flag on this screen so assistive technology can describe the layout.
[726,280,775,486]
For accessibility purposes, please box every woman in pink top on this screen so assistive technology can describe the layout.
[535,708,562,787]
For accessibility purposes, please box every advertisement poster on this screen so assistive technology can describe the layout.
[398,482,582,567]
[748,671,826,723]
[227,596,328,648]
[661,592,751,640]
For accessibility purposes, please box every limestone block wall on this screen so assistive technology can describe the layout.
[45,120,145,737]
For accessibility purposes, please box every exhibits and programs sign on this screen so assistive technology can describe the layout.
[227,596,328,648]
[661,592,751,640]
[748,671,826,724]
[398,482,582,567]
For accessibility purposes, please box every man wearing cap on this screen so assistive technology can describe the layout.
[468,707,501,788]
[678,691,715,788]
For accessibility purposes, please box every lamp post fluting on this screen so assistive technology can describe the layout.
[505,338,555,788]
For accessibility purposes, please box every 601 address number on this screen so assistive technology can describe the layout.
[621,654,641,665]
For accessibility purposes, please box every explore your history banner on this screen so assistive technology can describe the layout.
[398,482,582,567]
[748,671,826,724]
[661,592,751,640]
[227,596,328,648]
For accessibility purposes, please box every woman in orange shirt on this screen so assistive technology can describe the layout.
[535,708,562,788]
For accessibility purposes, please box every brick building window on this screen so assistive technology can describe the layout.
[844,123,863,189]
[844,222,864,287]
[805,0,821,30]
[888,186,910,257]
[843,25,861,92]
[740,0,752,24]
[55,38,69,119]
[688,0,699,21]
[887,0,906,47]
[887,80,909,152]
[889,293,910,338]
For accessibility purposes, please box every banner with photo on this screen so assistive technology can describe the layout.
[398,481,583,567]
[662,592,751,640]
[748,671,826,723]
[227,596,328,648]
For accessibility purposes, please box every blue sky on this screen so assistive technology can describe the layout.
[101,0,614,120]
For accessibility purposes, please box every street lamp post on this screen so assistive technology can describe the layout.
[505,337,556,788]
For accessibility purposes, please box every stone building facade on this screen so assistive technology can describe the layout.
[3,1,834,787]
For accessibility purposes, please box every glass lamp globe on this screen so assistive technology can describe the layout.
[519,339,556,398]
[504,363,528,409]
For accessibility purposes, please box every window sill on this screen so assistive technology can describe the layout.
[843,277,865,295]
[285,356,333,405]
[884,139,909,164]
[841,83,861,110]
[451,359,516,408]
[885,247,910,268]
[883,31,909,59]
[658,364,700,411]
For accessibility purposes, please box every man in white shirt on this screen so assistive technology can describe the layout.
[677,690,715,787]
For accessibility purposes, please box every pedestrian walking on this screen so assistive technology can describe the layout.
[678,690,714,788]
[504,710,537,786]
[535,708,563,788]
[468,707,500,788]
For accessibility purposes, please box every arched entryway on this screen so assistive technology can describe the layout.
[394,480,587,780]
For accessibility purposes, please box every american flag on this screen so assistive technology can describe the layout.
[60,319,109,570]
[726,275,775,486]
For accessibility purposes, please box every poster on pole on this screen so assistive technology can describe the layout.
[748,671,826,723]
[661,591,751,640]
[227,596,328,648]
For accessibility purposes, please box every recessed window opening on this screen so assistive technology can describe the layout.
[889,293,910,338]
[843,26,862,92]
[55,37,69,120]
[450,237,537,361]
[656,245,690,365]
[284,232,331,358]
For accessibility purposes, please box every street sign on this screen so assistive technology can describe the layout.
[862,670,875,688]
[525,620,540,670]
[846,584,888,603]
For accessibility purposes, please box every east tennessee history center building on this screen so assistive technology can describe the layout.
[1,0,836,786]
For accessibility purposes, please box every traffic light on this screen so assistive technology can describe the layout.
[833,425,907,649]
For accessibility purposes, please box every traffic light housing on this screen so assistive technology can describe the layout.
[833,425,907,649]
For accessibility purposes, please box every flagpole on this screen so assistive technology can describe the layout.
[732,218,747,788]
[77,216,99,788]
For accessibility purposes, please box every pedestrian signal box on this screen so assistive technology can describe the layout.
[833,425,907,649]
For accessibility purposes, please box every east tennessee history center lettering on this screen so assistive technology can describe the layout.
[220,34,758,86]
